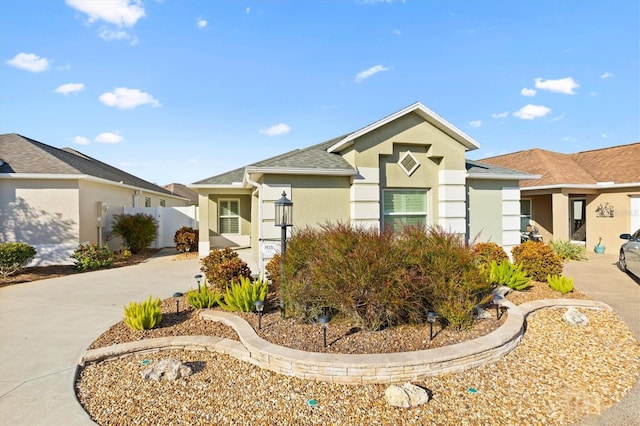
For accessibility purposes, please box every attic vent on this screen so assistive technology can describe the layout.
[398,151,419,176]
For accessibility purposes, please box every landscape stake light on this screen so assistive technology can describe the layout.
[274,191,293,318]
[254,300,264,330]
[173,292,184,316]
[493,295,505,320]
[318,315,330,348]
[427,311,438,341]
[194,274,203,291]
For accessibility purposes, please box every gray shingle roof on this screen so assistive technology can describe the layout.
[466,159,538,179]
[0,133,175,195]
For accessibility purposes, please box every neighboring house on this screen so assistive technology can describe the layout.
[479,143,640,251]
[164,183,199,205]
[191,102,536,274]
[0,133,190,265]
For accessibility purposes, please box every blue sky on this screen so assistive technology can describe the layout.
[2,0,638,186]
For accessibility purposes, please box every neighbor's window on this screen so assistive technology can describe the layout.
[383,190,428,232]
[219,199,240,234]
[159,199,166,207]
[144,197,151,207]
[520,199,532,231]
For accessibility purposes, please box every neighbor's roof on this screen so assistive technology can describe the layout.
[479,142,640,188]
[0,133,176,195]
[465,159,540,180]
[163,183,199,204]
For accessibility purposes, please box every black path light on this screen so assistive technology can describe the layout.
[318,314,330,348]
[427,311,438,341]
[194,274,203,291]
[173,292,184,316]
[274,191,293,318]
[493,294,505,320]
[254,300,264,330]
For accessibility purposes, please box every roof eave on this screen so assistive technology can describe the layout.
[244,166,357,176]
[521,182,640,191]
[467,172,542,180]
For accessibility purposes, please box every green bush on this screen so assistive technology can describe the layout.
[110,213,158,254]
[549,240,588,261]
[174,226,199,253]
[187,283,221,309]
[511,241,563,282]
[200,247,252,291]
[547,274,574,294]
[218,276,269,312]
[488,261,531,291]
[70,243,113,271]
[0,242,37,277]
[123,296,162,330]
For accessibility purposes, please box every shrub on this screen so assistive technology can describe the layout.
[200,247,252,291]
[488,261,531,291]
[265,254,281,287]
[110,213,158,254]
[0,242,37,277]
[187,284,221,309]
[174,226,198,253]
[472,242,509,268]
[511,241,563,282]
[123,296,162,330]
[549,240,588,261]
[547,274,574,294]
[70,243,113,271]
[113,247,132,262]
[218,276,269,312]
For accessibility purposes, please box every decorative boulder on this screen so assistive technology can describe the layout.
[563,307,589,326]
[384,382,430,408]
[492,286,511,298]
[142,358,192,381]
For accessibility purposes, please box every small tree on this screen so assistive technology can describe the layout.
[110,213,158,254]
[0,242,37,277]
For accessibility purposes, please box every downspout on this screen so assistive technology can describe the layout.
[244,172,264,279]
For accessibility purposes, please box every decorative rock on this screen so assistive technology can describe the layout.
[562,307,589,326]
[492,286,511,298]
[384,382,430,408]
[142,358,192,381]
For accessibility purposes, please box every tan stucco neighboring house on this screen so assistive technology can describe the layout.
[191,102,536,274]
[479,143,640,251]
[0,133,189,265]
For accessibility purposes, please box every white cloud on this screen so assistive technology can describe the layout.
[534,77,579,95]
[55,82,85,95]
[521,88,536,97]
[469,120,482,128]
[246,7,251,14]
[95,132,124,144]
[73,136,90,145]
[99,87,161,109]
[355,65,390,82]
[6,52,49,72]
[601,134,608,138]
[99,28,131,41]
[601,72,614,79]
[259,123,291,136]
[197,18,207,28]
[66,0,145,27]
[491,112,508,119]
[550,114,564,123]
[513,104,551,120]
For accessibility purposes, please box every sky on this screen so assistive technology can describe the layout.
[1,0,638,187]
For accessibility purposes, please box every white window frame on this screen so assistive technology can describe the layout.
[159,199,166,207]
[520,198,532,231]
[382,189,428,232]
[219,199,240,235]
[398,150,420,176]
[144,197,151,208]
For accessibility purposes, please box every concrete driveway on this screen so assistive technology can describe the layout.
[0,249,638,425]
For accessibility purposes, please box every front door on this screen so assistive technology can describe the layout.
[569,197,586,241]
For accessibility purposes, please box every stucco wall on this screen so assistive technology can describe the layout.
[586,189,640,251]
[467,179,504,244]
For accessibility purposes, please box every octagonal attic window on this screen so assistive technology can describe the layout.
[398,151,420,176]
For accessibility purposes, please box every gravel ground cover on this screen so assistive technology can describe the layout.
[77,306,640,425]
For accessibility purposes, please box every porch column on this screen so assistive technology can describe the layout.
[552,192,569,241]
[197,192,210,256]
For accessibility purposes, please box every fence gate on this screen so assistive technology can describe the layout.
[123,206,198,248]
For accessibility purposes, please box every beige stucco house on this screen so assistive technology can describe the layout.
[191,102,535,274]
[480,143,640,252]
[0,133,189,265]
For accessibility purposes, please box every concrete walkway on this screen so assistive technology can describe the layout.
[0,249,638,425]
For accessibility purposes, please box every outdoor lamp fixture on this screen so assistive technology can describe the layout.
[173,292,184,316]
[254,300,264,330]
[318,315,330,348]
[194,274,203,291]
[427,311,438,341]
[274,191,293,318]
[493,295,505,320]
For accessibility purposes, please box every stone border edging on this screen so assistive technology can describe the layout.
[77,299,611,385]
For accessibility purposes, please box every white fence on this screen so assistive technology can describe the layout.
[124,206,199,248]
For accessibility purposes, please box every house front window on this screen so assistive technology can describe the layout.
[159,199,165,207]
[219,199,240,234]
[144,197,151,207]
[520,199,532,231]
[383,190,428,232]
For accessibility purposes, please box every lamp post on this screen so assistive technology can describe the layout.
[194,274,203,291]
[254,300,264,330]
[427,311,438,341]
[173,292,184,316]
[274,191,293,318]
[318,315,330,348]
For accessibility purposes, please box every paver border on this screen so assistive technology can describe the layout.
[77,299,611,385]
